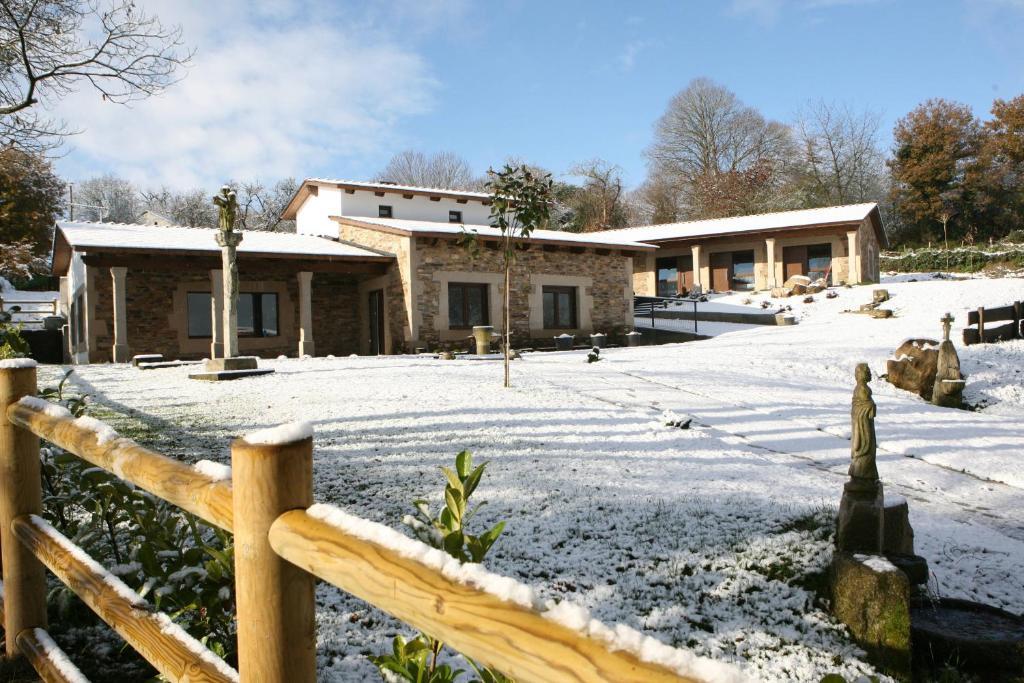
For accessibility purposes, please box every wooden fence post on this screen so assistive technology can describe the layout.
[0,362,48,658]
[977,306,986,343]
[232,427,316,683]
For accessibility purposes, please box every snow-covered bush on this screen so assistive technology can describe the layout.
[37,371,237,673]
[370,451,509,683]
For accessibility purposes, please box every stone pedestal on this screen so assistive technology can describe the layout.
[837,482,884,554]
[883,496,915,556]
[830,552,912,678]
[205,356,258,372]
[472,325,494,355]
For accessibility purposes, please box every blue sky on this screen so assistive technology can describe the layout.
[53,0,1024,191]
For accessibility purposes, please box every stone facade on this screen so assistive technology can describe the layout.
[410,238,633,350]
[83,265,360,362]
[337,223,410,352]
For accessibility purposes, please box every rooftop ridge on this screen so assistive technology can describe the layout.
[306,177,491,197]
[597,202,879,235]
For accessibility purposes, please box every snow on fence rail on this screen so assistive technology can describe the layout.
[963,301,1023,345]
[0,362,738,683]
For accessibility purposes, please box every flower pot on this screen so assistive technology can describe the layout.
[554,334,574,351]
[625,331,642,347]
[590,332,607,349]
[471,325,494,355]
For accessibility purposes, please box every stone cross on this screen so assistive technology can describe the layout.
[940,312,954,342]
[846,363,879,494]
[213,187,243,359]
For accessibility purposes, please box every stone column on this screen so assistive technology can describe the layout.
[765,238,777,289]
[847,230,860,284]
[691,244,702,290]
[297,271,314,357]
[110,267,129,363]
[210,269,224,359]
[217,232,243,358]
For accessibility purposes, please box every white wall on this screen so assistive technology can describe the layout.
[295,186,344,237]
[294,185,492,236]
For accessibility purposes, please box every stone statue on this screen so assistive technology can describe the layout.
[213,186,238,235]
[932,313,966,408]
[848,363,879,489]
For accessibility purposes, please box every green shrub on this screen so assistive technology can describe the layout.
[0,306,30,359]
[370,451,510,683]
[880,244,1024,273]
[37,371,238,667]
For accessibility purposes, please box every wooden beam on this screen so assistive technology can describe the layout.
[13,515,237,683]
[456,198,468,204]
[595,248,611,256]
[268,510,698,683]
[543,244,559,252]
[0,366,48,658]
[429,196,441,202]
[374,191,385,197]
[79,252,391,275]
[403,193,414,199]
[232,435,316,683]
[6,401,234,532]
[569,246,586,254]
[308,185,318,197]
[16,628,91,683]
[344,188,355,194]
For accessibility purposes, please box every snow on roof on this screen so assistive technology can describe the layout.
[335,216,657,250]
[306,177,490,200]
[595,203,881,243]
[56,221,391,260]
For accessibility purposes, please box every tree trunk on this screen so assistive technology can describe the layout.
[504,262,511,388]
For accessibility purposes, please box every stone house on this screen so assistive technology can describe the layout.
[594,203,887,297]
[52,179,653,363]
[280,179,654,354]
[52,221,392,363]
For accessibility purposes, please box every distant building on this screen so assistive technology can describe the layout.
[137,210,176,227]
[594,203,886,296]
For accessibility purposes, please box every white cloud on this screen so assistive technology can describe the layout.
[728,0,884,24]
[617,40,652,72]
[53,1,444,189]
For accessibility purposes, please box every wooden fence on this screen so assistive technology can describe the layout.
[963,301,1023,345]
[0,298,58,329]
[0,363,712,683]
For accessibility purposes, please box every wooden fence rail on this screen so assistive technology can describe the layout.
[963,300,1023,345]
[0,362,724,683]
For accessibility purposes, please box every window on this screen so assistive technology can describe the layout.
[731,250,755,291]
[543,286,577,329]
[448,283,489,329]
[806,244,832,282]
[239,293,279,337]
[187,292,212,338]
[656,257,679,297]
[378,205,393,218]
[187,292,279,338]
[448,210,463,223]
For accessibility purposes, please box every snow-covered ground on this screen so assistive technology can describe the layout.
[40,274,1024,682]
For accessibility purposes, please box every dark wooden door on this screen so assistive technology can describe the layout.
[368,289,385,355]
[783,246,807,281]
[710,252,731,291]
[680,255,694,292]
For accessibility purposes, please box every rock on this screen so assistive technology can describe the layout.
[784,274,811,289]
[837,484,884,554]
[775,313,797,326]
[883,496,915,555]
[830,552,912,679]
[868,308,893,319]
[791,283,808,295]
[873,289,890,304]
[770,286,793,298]
[888,553,929,586]
[886,339,939,400]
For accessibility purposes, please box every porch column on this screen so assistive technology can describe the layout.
[691,244,702,290]
[210,269,224,359]
[110,267,129,363]
[298,271,314,357]
[765,238,777,289]
[847,230,860,284]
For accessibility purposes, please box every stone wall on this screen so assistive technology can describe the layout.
[411,238,632,349]
[337,223,411,348]
[81,266,360,362]
[311,273,360,356]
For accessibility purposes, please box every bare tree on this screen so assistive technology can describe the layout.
[567,159,628,231]
[139,186,216,228]
[794,100,885,206]
[627,175,682,225]
[644,78,795,219]
[376,150,480,189]
[0,0,191,151]
[74,173,138,222]
[233,178,299,232]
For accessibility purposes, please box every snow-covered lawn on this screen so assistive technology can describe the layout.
[43,275,1024,682]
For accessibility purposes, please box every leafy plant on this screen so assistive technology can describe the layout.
[36,372,238,665]
[371,451,510,683]
[0,305,30,359]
